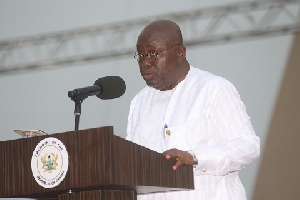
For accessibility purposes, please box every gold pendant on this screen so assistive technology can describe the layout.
[166,130,171,136]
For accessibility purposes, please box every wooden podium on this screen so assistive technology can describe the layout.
[0,126,194,200]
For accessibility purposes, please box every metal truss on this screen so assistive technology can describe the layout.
[0,0,299,74]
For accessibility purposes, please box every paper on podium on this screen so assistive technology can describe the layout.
[14,129,48,138]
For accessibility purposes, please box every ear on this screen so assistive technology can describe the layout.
[177,45,186,62]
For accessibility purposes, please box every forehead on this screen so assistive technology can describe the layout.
[136,30,169,50]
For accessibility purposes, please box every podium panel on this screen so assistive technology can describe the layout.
[0,126,194,199]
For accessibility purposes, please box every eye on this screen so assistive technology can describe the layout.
[134,52,145,62]
[138,53,145,59]
[148,51,158,58]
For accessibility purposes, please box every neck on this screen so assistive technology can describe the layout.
[161,67,189,91]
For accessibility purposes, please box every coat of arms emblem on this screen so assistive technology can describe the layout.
[31,137,68,188]
[41,153,58,172]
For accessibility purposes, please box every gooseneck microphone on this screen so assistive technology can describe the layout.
[68,76,126,131]
[68,85,101,101]
[68,76,126,101]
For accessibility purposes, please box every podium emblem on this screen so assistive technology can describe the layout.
[31,137,69,188]
[41,153,58,172]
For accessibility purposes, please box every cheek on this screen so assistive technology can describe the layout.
[138,64,142,73]
[155,60,167,77]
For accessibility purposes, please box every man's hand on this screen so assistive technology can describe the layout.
[163,148,195,170]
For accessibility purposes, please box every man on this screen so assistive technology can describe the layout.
[126,20,260,200]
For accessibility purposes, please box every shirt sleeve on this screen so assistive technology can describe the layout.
[192,82,260,176]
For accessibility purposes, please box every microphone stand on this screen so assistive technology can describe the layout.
[70,96,86,131]
[74,99,82,131]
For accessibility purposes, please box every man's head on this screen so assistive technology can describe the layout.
[135,20,189,91]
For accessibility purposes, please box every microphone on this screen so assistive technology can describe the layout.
[68,76,126,101]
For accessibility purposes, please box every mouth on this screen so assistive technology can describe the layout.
[142,72,154,81]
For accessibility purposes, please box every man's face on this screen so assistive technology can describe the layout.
[136,36,180,91]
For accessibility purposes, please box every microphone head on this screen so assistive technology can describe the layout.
[94,76,126,100]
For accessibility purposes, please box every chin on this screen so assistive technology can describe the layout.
[145,80,163,90]
[148,84,160,90]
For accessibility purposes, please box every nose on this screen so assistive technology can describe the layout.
[140,55,152,68]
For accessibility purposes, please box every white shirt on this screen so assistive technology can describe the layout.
[126,66,260,200]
